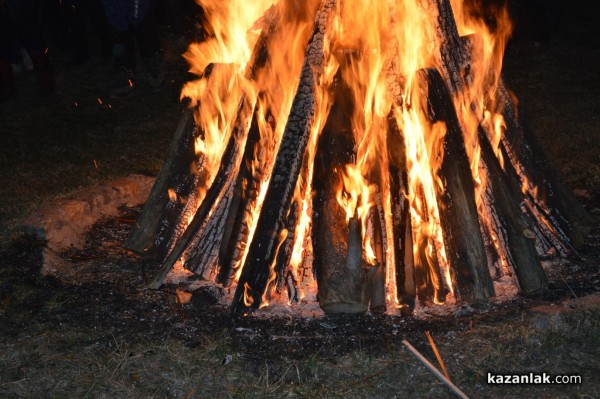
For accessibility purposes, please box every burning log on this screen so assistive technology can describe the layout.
[231,0,338,314]
[498,85,592,248]
[146,17,276,288]
[123,66,219,258]
[214,105,265,286]
[476,124,548,294]
[428,0,591,250]
[367,194,387,314]
[312,72,369,314]
[424,69,494,302]
[148,95,257,288]
[387,111,417,315]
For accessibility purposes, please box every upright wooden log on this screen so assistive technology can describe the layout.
[231,0,338,314]
[367,196,387,314]
[497,85,593,248]
[426,0,591,248]
[387,111,416,315]
[476,126,548,294]
[312,73,368,314]
[425,69,494,302]
[147,18,276,288]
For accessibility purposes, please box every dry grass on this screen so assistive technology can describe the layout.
[1,304,599,398]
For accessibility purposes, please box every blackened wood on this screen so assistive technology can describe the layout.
[183,108,263,280]
[275,200,301,300]
[477,126,548,294]
[497,84,592,248]
[425,69,494,302]
[231,0,338,314]
[147,19,276,288]
[386,111,416,315]
[124,106,197,256]
[427,0,591,248]
[213,106,264,285]
[368,197,386,314]
[149,97,257,289]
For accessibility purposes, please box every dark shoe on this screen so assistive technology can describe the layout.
[110,67,136,98]
[29,50,56,96]
[145,52,164,92]
[0,60,16,102]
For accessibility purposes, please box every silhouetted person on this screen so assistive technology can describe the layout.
[0,0,55,102]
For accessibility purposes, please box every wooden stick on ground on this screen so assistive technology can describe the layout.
[425,330,450,380]
[402,340,470,399]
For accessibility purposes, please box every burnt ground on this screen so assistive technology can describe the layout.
[1,1,600,398]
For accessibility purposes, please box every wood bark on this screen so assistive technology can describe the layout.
[367,196,387,314]
[497,84,592,248]
[425,69,494,302]
[148,97,256,289]
[312,88,369,313]
[231,0,338,314]
[427,0,591,248]
[123,100,198,257]
[206,104,263,285]
[147,19,276,288]
[476,126,548,294]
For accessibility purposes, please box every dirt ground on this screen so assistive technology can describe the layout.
[1,1,600,398]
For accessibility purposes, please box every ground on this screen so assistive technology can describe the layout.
[1,1,600,398]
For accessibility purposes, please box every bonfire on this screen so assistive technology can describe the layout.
[125,0,591,316]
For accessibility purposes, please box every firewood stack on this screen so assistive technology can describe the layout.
[125,0,592,316]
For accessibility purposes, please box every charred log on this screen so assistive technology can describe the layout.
[231,0,338,314]
[387,110,416,315]
[427,0,591,249]
[148,97,256,289]
[476,125,548,293]
[367,195,387,314]
[146,14,277,288]
[214,105,265,286]
[425,69,494,302]
[497,85,592,248]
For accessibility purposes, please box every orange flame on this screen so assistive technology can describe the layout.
[179,0,517,310]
